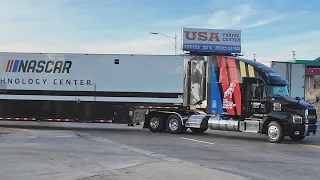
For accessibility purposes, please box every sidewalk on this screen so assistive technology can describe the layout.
[0,127,248,180]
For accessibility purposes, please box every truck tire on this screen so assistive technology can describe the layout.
[148,115,165,132]
[166,114,187,134]
[190,127,207,133]
[289,135,305,141]
[266,121,284,143]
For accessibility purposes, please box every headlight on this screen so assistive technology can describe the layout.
[273,103,281,111]
[292,114,303,124]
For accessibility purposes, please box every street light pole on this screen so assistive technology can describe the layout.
[150,32,177,55]
[174,33,177,55]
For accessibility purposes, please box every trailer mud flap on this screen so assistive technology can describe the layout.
[112,106,130,124]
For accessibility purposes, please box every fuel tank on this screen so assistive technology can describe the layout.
[208,116,240,131]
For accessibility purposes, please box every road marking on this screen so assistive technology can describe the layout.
[5,128,37,133]
[300,144,320,149]
[180,137,215,145]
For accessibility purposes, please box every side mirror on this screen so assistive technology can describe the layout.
[316,96,320,103]
[295,97,301,101]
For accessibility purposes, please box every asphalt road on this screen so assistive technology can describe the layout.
[78,124,320,180]
[0,125,247,180]
[1,121,320,180]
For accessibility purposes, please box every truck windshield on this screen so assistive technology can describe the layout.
[267,85,289,98]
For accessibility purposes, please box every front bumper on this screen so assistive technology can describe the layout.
[284,124,317,136]
[303,124,317,136]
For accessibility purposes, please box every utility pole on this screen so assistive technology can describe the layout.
[292,51,296,60]
[174,33,177,55]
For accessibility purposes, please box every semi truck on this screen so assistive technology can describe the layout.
[0,52,318,143]
[141,55,319,143]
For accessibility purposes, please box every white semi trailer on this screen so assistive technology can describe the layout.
[0,52,187,124]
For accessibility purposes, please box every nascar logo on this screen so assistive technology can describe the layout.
[1,60,72,73]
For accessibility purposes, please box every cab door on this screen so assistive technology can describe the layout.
[242,78,267,117]
[250,82,268,115]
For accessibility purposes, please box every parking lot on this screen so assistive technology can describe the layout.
[0,121,320,180]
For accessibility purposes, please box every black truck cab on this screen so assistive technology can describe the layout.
[238,57,318,140]
[184,55,318,142]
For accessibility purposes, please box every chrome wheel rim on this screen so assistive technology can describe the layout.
[150,117,159,129]
[268,125,279,140]
[168,118,179,131]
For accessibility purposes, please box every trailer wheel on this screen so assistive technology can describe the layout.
[289,135,305,141]
[266,121,284,143]
[190,127,207,133]
[167,114,187,134]
[148,115,165,132]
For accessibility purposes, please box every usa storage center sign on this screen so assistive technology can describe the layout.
[181,28,241,53]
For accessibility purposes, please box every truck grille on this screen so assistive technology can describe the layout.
[308,109,317,116]
[306,109,317,124]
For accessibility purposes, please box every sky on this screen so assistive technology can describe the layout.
[0,0,319,62]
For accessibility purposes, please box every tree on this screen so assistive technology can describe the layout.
[315,57,320,61]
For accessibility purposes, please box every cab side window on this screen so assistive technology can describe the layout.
[252,84,264,100]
